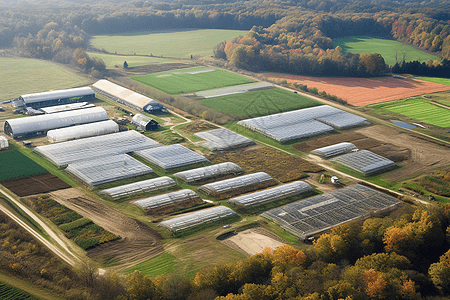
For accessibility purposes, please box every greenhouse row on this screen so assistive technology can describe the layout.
[34,130,160,167]
[198,172,276,197]
[237,105,370,142]
[158,206,238,233]
[173,162,243,183]
[40,102,95,114]
[65,154,154,187]
[195,82,274,98]
[194,128,255,151]
[134,144,210,170]
[47,120,119,143]
[227,181,314,207]
[101,176,176,199]
[133,189,201,210]
[311,142,358,158]
[331,150,395,176]
[261,184,401,239]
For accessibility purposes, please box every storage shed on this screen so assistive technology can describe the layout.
[0,136,9,150]
[47,120,119,143]
[4,107,109,139]
[132,114,159,131]
[19,87,95,109]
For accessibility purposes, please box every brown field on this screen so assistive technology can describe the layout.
[2,174,71,197]
[261,73,450,106]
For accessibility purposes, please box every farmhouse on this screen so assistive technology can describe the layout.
[132,113,160,131]
[4,107,109,139]
[18,87,95,109]
[93,79,167,114]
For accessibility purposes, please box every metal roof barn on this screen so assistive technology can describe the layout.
[173,162,243,183]
[228,181,314,207]
[194,128,256,151]
[34,130,160,167]
[4,107,109,139]
[311,142,358,158]
[0,136,9,150]
[101,176,176,199]
[65,154,154,187]
[158,206,238,233]
[19,87,95,109]
[261,184,401,240]
[133,189,200,210]
[131,113,159,131]
[331,150,395,176]
[134,144,210,170]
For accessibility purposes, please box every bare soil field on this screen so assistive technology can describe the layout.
[261,73,450,106]
[49,188,163,264]
[2,174,70,196]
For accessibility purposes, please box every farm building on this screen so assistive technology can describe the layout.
[0,136,9,150]
[331,150,395,176]
[173,162,243,184]
[261,184,401,240]
[101,176,176,199]
[18,87,95,109]
[158,206,238,233]
[132,113,159,131]
[40,102,95,114]
[133,189,202,213]
[93,79,167,114]
[228,181,314,208]
[47,120,119,143]
[194,128,256,151]
[4,107,109,139]
[311,142,358,158]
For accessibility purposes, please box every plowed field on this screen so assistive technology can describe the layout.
[2,174,70,197]
[261,73,450,106]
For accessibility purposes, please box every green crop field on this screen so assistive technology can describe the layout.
[333,36,441,66]
[90,29,248,58]
[0,150,48,182]
[87,52,183,69]
[131,66,254,95]
[0,57,90,101]
[201,88,322,118]
[418,77,450,86]
[0,282,39,300]
[125,253,177,277]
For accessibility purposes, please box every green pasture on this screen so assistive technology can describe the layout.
[333,36,441,66]
[201,88,322,118]
[90,29,248,58]
[0,150,48,182]
[131,66,254,95]
[0,57,90,101]
[418,77,450,86]
[87,52,183,69]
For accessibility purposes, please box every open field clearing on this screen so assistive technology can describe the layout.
[0,150,48,182]
[87,52,183,69]
[131,66,254,94]
[0,57,90,101]
[90,29,248,58]
[333,36,440,66]
[418,77,450,86]
[201,87,322,118]
[261,73,450,106]
[220,228,286,256]
[2,174,70,197]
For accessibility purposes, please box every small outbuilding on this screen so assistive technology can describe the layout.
[0,136,9,150]
[132,113,159,131]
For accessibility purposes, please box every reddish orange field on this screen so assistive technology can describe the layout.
[261,73,450,106]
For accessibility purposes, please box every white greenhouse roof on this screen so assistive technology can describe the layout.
[101,176,176,199]
[311,142,358,158]
[47,120,119,143]
[198,172,275,196]
[173,162,243,183]
[0,136,8,150]
[40,102,95,114]
[159,206,238,232]
[34,130,160,167]
[65,154,154,187]
[228,181,313,207]
[261,184,401,239]
[331,150,395,176]
[133,189,200,210]
[134,144,210,170]
[194,128,255,151]
[20,87,94,105]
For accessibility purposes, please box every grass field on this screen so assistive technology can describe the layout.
[418,77,450,86]
[333,36,441,66]
[0,150,49,182]
[201,88,322,118]
[0,57,90,101]
[87,52,183,69]
[131,66,254,95]
[125,253,177,277]
[90,29,248,58]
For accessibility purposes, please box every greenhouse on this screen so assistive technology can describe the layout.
[101,176,176,199]
[34,130,160,167]
[0,136,9,150]
[133,189,201,210]
[227,181,314,207]
[158,206,238,233]
[173,162,243,183]
[65,154,154,187]
[47,120,119,143]
[261,184,401,239]
[331,150,395,176]
[198,172,276,198]
[134,144,210,170]
[19,87,95,109]
[311,142,358,158]
[194,128,255,151]
[40,102,95,114]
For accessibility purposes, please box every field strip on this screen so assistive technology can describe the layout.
[195,81,273,98]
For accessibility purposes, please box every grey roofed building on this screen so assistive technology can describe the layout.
[132,113,160,131]
[19,87,95,109]
[4,107,109,139]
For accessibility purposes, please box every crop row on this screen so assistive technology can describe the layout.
[0,282,39,300]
